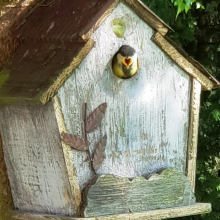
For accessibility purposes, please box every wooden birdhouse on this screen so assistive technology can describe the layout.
[0,0,219,219]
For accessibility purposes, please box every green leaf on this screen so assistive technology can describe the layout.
[175,0,185,19]
[185,4,191,13]
[184,0,192,7]
[211,109,220,122]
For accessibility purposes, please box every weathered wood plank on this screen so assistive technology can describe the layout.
[83,168,195,217]
[0,136,14,220]
[0,40,94,105]
[0,102,76,215]
[187,79,201,192]
[58,2,191,189]
[53,96,82,212]
[12,203,211,220]
[12,212,74,220]
[40,39,94,105]
[152,32,214,90]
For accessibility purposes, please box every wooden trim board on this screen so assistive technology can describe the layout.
[186,79,202,192]
[53,96,82,213]
[12,203,211,220]
[79,0,120,41]
[152,32,214,90]
[40,39,94,105]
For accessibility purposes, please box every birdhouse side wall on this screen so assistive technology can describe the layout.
[57,2,191,189]
[0,102,76,215]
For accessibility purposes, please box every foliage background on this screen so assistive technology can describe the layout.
[141,0,220,219]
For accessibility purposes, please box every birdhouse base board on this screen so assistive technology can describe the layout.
[82,168,195,217]
[12,203,211,220]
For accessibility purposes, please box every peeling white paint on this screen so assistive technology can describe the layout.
[0,103,76,215]
[58,2,191,189]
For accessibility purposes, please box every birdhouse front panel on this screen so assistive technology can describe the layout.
[58,2,191,189]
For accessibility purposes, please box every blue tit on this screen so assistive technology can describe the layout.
[112,45,138,79]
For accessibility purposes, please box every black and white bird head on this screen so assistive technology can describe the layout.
[112,45,138,79]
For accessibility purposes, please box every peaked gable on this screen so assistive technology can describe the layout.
[57,1,192,188]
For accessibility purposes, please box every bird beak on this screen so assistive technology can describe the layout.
[123,57,133,69]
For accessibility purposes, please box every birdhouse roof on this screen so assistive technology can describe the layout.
[0,0,219,104]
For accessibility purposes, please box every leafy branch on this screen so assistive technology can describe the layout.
[170,0,204,19]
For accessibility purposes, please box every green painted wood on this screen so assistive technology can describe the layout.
[83,168,195,217]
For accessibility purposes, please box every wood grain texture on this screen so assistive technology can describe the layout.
[0,102,76,215]
[164,37,220,88]
[40,39,94,105]
[53,96,82,211]
[12,203,211,220]
[152,32,214,91]
[80,0,120,41]
[14,0,112,41]
[0,0,34,70]
[58,2,191,189]
[0,39,94,105]
[123,0,172,36]
[83,168,195,217]
[0,136,14,220]
[187,79,201,192]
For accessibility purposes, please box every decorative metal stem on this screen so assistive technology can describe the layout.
[84,103,95,173]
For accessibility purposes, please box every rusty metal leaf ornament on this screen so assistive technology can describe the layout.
[61,133,88,151]
[86,103,107,133]
[92,135,107,171]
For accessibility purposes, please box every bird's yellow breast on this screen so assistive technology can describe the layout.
[112,64,125,78]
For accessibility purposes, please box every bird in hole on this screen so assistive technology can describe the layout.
[112,45,138,79]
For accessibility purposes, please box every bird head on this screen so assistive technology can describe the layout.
[118,45,136,68]
[112,45,138,79]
